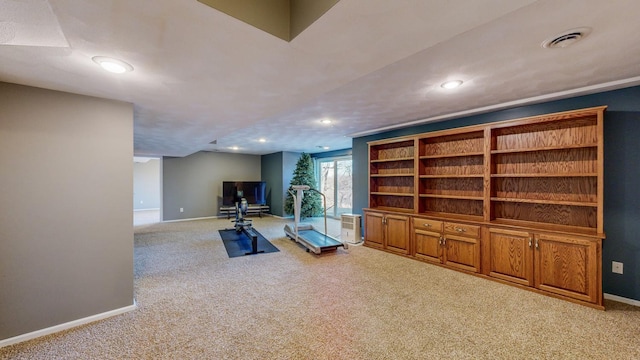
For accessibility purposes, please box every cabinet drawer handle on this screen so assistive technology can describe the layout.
[455,227,466,233]
[423,223,432,228]
[535,238,539,249]
[528,237,532,248]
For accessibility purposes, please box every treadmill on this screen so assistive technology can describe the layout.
[283,185,347,254]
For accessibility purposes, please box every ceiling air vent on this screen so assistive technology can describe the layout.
[541,27,591,48]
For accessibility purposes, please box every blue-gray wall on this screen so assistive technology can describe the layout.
[283,152,301,209]
[353,85,640,302]
[261,151,301,217]
[261,152,284,216]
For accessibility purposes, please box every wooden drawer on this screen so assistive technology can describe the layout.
[413,218,443,232]
[444,222,480,237]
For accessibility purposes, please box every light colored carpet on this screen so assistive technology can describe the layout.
[2,216,639,359]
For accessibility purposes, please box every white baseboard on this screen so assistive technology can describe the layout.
[162,215,218,223]
[163,214,274,222]
[604,293,640,307]
[0,301,137,348]
[270,214,292,219]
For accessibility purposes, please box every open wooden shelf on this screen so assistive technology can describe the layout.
[369,138,416,212]
[422,194,484,201]
[372,206,415,214]
[491,173,597,178]
[420,174,484,179]
[419,151,483,159]
[490,218,601,238]
[420,197,483,217]
[369,194,414,211]
[492,201,597,229]
[491,197,597,207]
[418,211,484,223]
[490,143,597,154]
[371,173,415,177]
[371,157,414,163]
[371,192,414,197]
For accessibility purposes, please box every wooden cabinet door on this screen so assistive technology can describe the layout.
[443,233,480,273]
[442,222,480,273]
[364,212,385,249]
[534,233,600,304]
[414,229,442,263]
[385,214,410,255]
[488,228,534,286]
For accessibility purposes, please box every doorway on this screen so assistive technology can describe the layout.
[317,156,352,218]
[133,157,161,225]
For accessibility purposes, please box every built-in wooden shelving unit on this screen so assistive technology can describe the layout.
[365,106,606,308]
[416,130,485,219]
[489,111,601,233]
[368,137,416,211]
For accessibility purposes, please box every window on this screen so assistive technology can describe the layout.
[317,156,352,218]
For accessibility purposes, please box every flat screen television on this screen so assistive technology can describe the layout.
[222,181,266,206]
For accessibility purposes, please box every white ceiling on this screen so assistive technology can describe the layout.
[2,0,640,157]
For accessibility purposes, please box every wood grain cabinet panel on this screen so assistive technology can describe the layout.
[414,230,441,263]
[534,233,600,304]
[488,228,534,286]
[385,214,410,254]
[364,211,384,249]
[411,218,481,273]
[442,222,481,273]
[364,210,410,255]
[444,222,480,238]
[412,218,443,263]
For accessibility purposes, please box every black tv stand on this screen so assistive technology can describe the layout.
[220,204,269,219]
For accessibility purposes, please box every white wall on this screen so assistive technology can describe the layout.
[134,159,161,210]
[0,82,134,340]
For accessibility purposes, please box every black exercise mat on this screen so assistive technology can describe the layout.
[218,228,279,258]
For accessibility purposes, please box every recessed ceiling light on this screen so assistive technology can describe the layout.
[92,56,133,74]
[441,80,463,89]
[229,146,239,150]
[258,138,266,143]
[320,118,332,124]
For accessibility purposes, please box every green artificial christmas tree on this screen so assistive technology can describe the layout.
[284,153,323,218]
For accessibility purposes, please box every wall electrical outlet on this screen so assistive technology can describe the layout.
[180,208,184,213]
[612,261,624,274]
